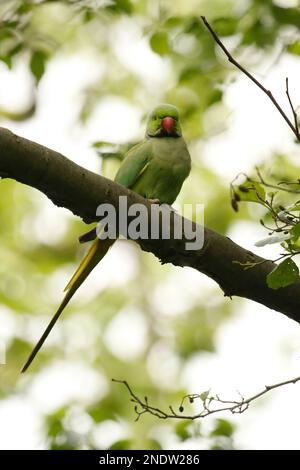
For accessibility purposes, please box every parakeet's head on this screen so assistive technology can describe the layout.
[146,104,182,138]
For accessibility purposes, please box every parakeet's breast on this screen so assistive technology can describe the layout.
[132,137,191,205]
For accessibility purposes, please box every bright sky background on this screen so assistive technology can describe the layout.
[0,24,300,449]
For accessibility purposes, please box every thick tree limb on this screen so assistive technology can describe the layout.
[1,127,300,322]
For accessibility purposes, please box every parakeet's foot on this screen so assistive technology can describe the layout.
[148,198,161,204]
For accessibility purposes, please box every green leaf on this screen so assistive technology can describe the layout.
[147,440,162,450]
[92,141,124,161]
[287,223,300,250]
[46,408,66,437]
[92,140,115,149]
[287,41,300,56]
[175,420,191,441]
[164,17,183,30]
[212,18,238,37]
[107,0,133,14]
[30,50,48,83]
[150,32,170,56]
[210,419,235,438]
[267,258,299,290]
[0,55,12,69]
[272,5,300,28]
[242,20,276,47]
[290,223,300,241]
[236,180,266,204]
[109,440,132,450]
[200,390,210,401]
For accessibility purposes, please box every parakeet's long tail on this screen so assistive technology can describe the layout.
[78,226,97,244]
[21,237,115,373]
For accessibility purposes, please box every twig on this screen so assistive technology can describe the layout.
[231,170,300,233]
[232,251,296,271]
[112,375,300,421]
[231,170,300,195]
[286,77,300,139]
[111,379,169,420]
[200,16,300,143]
[255,166,300,194]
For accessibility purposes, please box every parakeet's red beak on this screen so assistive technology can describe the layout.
[162,116,175,134]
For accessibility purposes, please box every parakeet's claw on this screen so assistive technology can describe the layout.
[148,198,161,204]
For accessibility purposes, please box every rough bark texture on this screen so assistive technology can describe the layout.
[1,127,300,322]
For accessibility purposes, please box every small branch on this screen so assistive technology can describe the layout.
[255,166,300,194]
[113,375,300,421]
[201,16,300,143]
[231,170,300,196]
[231,168,300,260]
[286,77,300,139]
[111,379,169,420]
[232,169,300,233]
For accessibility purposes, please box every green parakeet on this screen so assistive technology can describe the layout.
[21,104,191,372]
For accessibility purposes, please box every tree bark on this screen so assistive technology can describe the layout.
[1,127,300,322]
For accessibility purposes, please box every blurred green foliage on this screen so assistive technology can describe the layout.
[0,0,299,450]
[231,155,300,289]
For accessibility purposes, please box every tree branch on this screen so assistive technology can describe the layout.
[112,375,300,421]
[1,127,300,322]
[201,16,300,142]
[286,77,300,138]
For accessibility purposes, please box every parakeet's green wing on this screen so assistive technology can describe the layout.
[114,140,151,188]
[78,140,152,244]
